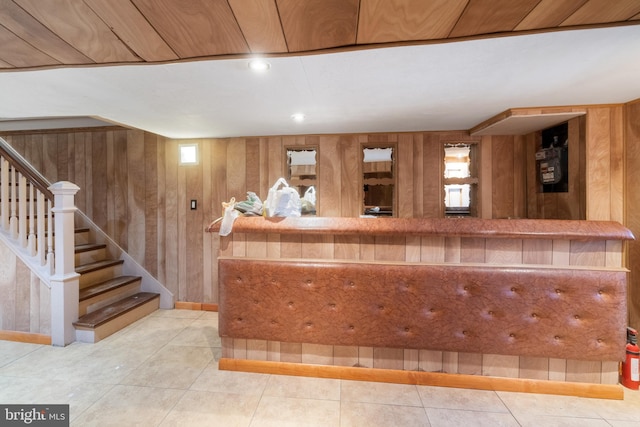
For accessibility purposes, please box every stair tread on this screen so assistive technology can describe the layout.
[76,259,124,274]
[79,275,142,301]
[74,292,159,328]
[75,243,107,253]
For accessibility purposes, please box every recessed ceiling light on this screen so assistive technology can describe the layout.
[291,113,306,122]
[248,59,270,72]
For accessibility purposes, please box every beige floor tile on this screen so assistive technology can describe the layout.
[341,380,423,407]
[0,345,91,380]
[496,391,604,419]
[160,389,260,427]
[340,401,430,427]
[417,385,509,413]
[589,392,640,423]
[263,375,340,401]
[514,414,612,427]
[104,316,197,349]
[71,384,184,426]
[0,375,114,422]
[152,309,205,319]
[0,341,41,367]
[190,361,270,395]
[120,345,214,389]
[58,344,155,384]
[168,319,221,348]
[607,421,640,427]
[250,395,340,427]
[425,408,520,427]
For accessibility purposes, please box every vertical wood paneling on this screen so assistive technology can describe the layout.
[319,135,340,217]
[0,240,17,330]
[412,134,424,217]
[127,130,145,264]
[609,105,624,224]
[491,136,515,219]
[144,133,158,277]
[73,132,86,212]
[586,108,612,220]
[422,133,442,217]
[112,130,129,246]
[156,136,166,283]
[339,135,359,217]
[397,133,414,218]
[625,100,640,329]
[479,136,492,218]
[185,141,204,302]
[56,133,69,181]
[92,132,107,230]
[164,138,179,297]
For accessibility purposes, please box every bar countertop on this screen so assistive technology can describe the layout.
[207,216,634,241]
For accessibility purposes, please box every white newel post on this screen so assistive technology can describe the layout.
[49,181,80,346]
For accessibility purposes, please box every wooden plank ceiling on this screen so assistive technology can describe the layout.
[1,0,639,70]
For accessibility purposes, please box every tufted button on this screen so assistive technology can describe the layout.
[574,315,580,320]
[236,317,243,322]
[378,305,385,310]
[404,327,410,332]
[287,301,294,307]
[510,287,517,292]
[349,325,355,330]
[597,338,603,344]
[305,322,313,328]
[555,289,562,294]
[531,313,538,318]
[329,303,336,309]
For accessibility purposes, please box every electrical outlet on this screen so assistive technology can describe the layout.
[190,200,197,210]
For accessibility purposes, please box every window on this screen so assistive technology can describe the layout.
[444,143,477,217]
[362,145,395,216]
[286,147,317,215]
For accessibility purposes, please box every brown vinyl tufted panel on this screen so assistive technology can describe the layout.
[218,258,628,361]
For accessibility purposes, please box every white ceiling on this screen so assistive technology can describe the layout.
[1,25,640,139]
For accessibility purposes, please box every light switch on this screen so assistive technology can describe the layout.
[190,200,197,210]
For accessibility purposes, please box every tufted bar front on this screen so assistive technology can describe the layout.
[219,258,627,362]
[211,216,634,396]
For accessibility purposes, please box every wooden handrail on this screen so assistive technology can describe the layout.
[0,139,53,200]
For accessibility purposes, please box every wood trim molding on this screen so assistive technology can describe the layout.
[219,358,624,400]
[0,330,52,345]
[174,301,218,311]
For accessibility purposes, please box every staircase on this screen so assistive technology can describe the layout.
[1,137,171,345]
[72,227,160,343]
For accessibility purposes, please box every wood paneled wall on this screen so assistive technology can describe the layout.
[0,104,630,308]
[625,99,640,330]
[0,239,50,334]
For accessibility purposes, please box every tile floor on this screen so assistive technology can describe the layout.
[1,309,639,426]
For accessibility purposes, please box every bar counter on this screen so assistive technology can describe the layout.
[211,216,634,399]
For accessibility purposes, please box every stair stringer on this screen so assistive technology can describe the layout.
[74,212,174,310]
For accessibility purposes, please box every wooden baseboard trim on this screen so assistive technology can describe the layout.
[219,358,624,400]
[174,301,218,311]
[0,330,51,345]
